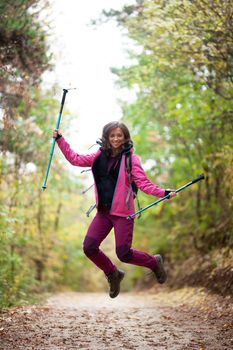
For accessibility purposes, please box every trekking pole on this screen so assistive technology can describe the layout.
[127,174,205,219]
[42,88,76,190]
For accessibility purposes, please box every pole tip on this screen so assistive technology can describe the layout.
[42,186,47,191]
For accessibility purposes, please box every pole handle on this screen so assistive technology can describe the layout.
[191,173,205,184]
[61,89,68,106]
[55,89,68,130]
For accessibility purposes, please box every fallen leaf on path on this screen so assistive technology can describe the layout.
[162,315,173,320]
[223,323,233,329]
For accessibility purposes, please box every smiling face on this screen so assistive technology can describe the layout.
[108,127,125,151]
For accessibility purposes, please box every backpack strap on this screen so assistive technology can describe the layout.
[125,152,138,196]
[125,152,141,217]
[125,152,132,208]
[125,152,132,184]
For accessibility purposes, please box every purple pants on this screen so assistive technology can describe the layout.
[83,209,157,275]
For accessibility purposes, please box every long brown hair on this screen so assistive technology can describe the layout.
[101,121,133,153]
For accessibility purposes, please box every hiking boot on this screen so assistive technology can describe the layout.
[153,255,167,284]
[106,269,125,298]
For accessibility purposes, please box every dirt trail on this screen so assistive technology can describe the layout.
[0,289,232,350]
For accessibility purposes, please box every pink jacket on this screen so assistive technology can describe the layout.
[57,137,166,217]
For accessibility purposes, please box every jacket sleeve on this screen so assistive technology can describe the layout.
[131,154,166,198]
[56,136,97,167]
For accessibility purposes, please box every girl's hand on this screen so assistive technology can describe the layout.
[53,129,61,139]
[166,189,176,198]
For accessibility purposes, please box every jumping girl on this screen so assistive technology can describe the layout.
[53,121,176,298]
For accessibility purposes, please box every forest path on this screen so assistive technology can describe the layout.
[0,289,232,350]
